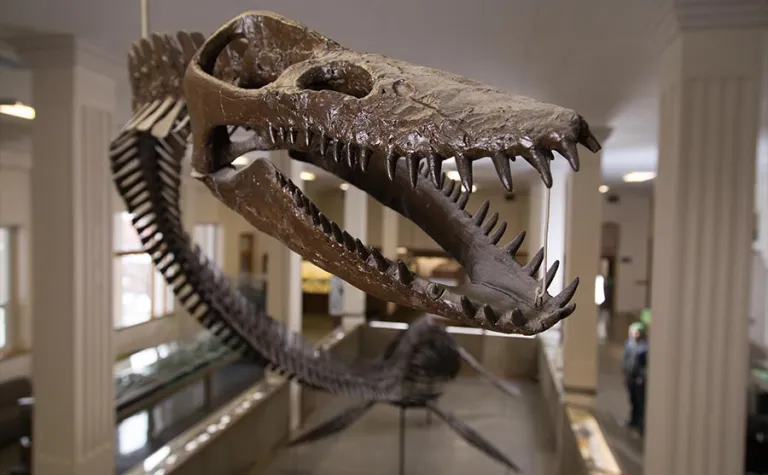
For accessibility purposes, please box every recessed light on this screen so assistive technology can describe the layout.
[340,183,349,191]
[299,171,316,181]
[622,171,656,183]
[0,102,35,120]
[231,156,249,166]
[599,185,609,193]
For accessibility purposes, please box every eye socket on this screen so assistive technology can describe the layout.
[296,62,373,99]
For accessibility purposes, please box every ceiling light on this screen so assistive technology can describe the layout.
[0,101,35,120]
[340,183,349,191]
[231,156,249,166]
[299,171,316,181]
[622,171,656,183]
[598,185,609,194]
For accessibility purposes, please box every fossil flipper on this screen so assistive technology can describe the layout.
[425,401,521,473]
[288,401,376,446]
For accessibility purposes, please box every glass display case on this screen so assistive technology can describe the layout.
[115,331,240,415]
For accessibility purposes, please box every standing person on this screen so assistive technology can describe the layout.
[623,322,649,433]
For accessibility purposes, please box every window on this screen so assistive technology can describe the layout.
[113,212,175,328]
[194,223,222,265]
[0,228,10,349]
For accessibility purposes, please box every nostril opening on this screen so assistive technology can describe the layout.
[296,62,373,99]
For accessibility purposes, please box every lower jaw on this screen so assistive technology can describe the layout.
[198,155,475,323]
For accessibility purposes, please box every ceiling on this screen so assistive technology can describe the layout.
[0,0,672,186]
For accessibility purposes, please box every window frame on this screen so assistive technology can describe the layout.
[193,222,223,265]
[0,227,11,352]
[113,212,175,329]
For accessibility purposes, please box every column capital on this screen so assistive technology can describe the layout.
[652,0,768,54]
[673,0,768,30]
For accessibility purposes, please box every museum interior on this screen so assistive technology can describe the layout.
[0,1,767,474]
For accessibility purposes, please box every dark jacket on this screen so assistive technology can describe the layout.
[623,339,648,382]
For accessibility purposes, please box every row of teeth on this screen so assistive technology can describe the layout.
[275,171,416,284]
[244,121,584,192]
[274,168,577,328]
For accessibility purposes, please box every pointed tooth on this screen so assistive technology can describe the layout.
[288,127,298,144]
[268,126,277,143]
[491,152,514,192]
[460,296,475,316]
[331,222,344,243]
[489,221,507,244]
[331,141,341,162]
[355,239,370,259]
[560,141,580,171]
[389,260,413,284]
[345,143,356,168]
[528,148,553,188]
[427,282,445,299]
[442,178,455,195]
[523,248,544,276]
[504,231,526,255]
[359,148,371,172]
[455,154,473,192]
[478,304,499,324]
[481,212,498,234]
[558,302,577,319]
[504,308,527,328]
[580,122,602,153]
[418,158,429,176]
[292,190,303,207]
[319,214,332,235]
[457,191,470,210]
[310,206,321,225]
[278,127,288,142]
[386,149,398,181]
[304,129,314,147]
[449,184,461,201]
[545,260,560,289]
[428,156,443,188]
[553,278,579,307]
[319,135,328,155]
[473,200,490,225]
[406,155,420,188]
[367,248,390,271]
[301,195,311,212]
[342,231,356,251]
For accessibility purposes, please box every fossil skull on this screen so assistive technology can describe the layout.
[183,12,602,334]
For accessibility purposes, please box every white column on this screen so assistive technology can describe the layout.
[265,150,303,431]
[20,35,116,475]
[560,132,606,409]
[341,186,368,329]
[644,28,764,475]
[381,206,399,315]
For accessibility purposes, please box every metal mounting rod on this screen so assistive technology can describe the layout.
[140,0,149,38]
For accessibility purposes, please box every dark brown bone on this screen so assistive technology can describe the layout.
[184,11,602,334]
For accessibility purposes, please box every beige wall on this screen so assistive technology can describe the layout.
[601,188,653,314]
